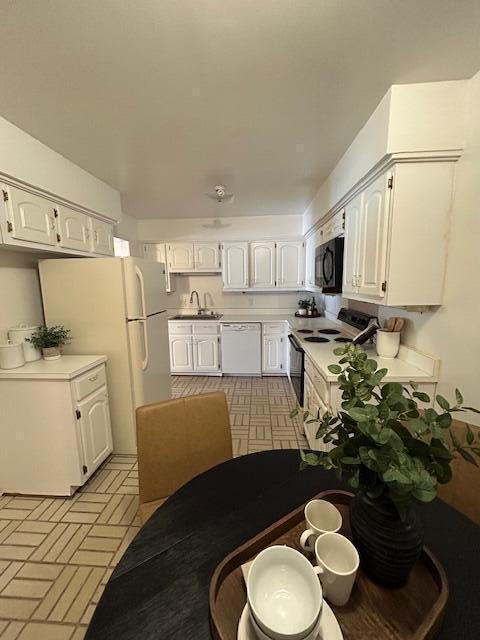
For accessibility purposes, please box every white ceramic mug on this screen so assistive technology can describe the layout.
[314,532,359,606]
[299,499,342,552]
[376,330,401,359]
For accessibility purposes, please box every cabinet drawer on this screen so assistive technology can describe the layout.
[263,322,287,335]
[192,322,219,335]
[74,365,106,401]
[168,322,192,335]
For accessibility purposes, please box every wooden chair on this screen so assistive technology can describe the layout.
[437,419,480,526]
[136,391,233,525]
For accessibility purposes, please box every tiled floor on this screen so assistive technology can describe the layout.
[0,375,303,638]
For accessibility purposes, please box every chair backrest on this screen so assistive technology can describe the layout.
[437,420,480,526]
[136,391,233,506]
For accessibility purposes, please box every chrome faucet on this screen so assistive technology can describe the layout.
[189,290,207,315]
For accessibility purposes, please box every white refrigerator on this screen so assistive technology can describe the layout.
[39,257,171,454]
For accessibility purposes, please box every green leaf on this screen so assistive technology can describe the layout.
[409,380,419,391]
[413,391,431,403]
[412,486,437,502]
[340,456,361,465]
[349,407,370,422]
[365,359,378,373]
[436,395,450,411]
[458,448,478,466]
[300,450,321,466]
[333,347,346,356]
[328,364,342,375]
[466,424,474,445]
[290,407,299,418]
[455,388,464,406]
[437,413,452,428]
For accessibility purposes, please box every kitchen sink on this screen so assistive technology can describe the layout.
[171,314,223,320]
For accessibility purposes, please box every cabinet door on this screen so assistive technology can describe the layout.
[222,242,249,289]
[276,241,304,288]
[3,185,57,246]
[262,334,285,373]
[342,193,362,294]
[91,218,114,255]
[169,336,194,371]
[143,243,175,292]
[357,173,391,298]
[77,387,113,477]
[193,335,219,372]
[194,242,221,271]
[57,206,90,252]
[167,243,194,271]
[305,236,316,288]
[250,242,276,288]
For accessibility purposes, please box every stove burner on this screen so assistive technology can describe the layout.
[318,329,341,335]
[304,336,330,343]
[297,329,314,334]
[335,337,352,343]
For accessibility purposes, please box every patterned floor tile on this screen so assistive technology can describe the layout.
[0,375,302,637]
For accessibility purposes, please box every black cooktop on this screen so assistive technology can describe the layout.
[318,329,341,335]
[297,329,314,334]
[335,337,352,343]
[304,336,330,343]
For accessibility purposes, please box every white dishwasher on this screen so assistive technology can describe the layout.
[221,323,262,375]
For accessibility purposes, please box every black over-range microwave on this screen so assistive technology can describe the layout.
[315,236,344,293]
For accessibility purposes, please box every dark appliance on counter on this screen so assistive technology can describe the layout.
[315,237,344,293]
[337,307,379,345]
[287,334,304,406]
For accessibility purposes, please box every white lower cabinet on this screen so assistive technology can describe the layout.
[262,322,287,375]
[169,336,194,372]
[0,357,113,496]
[193,336,220,372]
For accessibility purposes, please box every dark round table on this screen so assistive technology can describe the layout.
[86,450,480,639]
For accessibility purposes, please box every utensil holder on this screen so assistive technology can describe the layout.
[376,330,400,359]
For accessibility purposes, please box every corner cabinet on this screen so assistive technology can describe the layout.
[142,243,175,292]
[0,183,114,257]
[0,357,113,496]
[262,322,288,375]
[341,161,456,306]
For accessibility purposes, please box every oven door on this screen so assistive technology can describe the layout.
[288,334,305,406]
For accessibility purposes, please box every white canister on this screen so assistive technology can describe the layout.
[376,330,401,359]
[0,340,25,369]
[8,325,41,362]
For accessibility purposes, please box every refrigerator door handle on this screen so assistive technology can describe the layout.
[135,265,147,319]
[140,319,149,370]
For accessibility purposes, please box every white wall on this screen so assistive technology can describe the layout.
[138,214,303,242]
[0,251,44,342]
[0,115,122,222]
[114,212,141,257]
[303,80,466,234]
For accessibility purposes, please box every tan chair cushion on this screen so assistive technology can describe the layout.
[138,498,167,526]
[136,391,233,511]
[437,419,480,525]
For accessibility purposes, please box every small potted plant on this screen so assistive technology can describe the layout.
[292,343,480,588]
[297,299,311,316]
[27,326,71,361]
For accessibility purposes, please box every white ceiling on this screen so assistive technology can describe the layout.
[0,1,479,220]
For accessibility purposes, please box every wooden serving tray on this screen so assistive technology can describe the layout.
[209,490,448,640]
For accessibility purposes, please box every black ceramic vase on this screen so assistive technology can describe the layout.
[350,492,424,588]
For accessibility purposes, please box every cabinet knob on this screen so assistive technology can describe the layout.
[88,375,98,382]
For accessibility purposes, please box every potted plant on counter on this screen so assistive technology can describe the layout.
[297,299,311,316]
[292,342,480,588]
[27,325,71,361]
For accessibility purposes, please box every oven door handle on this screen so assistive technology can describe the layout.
[288,334,304,352]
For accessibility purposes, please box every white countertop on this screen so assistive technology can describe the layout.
[0,355,107,380]
[167,312,438,383]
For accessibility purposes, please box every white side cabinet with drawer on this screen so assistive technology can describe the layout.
[0,356,112,496]
[169,321,221,375]
[262,322,288,375]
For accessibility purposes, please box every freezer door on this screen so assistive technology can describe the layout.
[127,313,171,408]
[123,257,167,319]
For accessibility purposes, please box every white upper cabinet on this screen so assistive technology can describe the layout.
[276,241,304,288]
[356,172,391,298]
[305,236,316,289]
[91,217,114,255]
[2,185,57,246]
[57,206,90,252]
[342,193,362,295]
[194,242,221,271]
[142,243,175,292]
[167,242,194,272]
[222,242,249,289]
[250,242,276,288]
